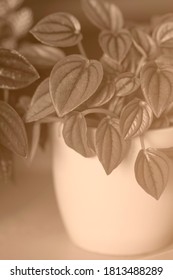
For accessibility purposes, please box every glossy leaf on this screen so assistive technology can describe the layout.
[134,148,169,199]
[19,43,65,69]
[31,12,83,47]
[25,78,55,123]
[140,61,173,117]
[0,101,28,157]
[0,144,13,184]
[0,49,39,90]
[120,98,153,140]
[62,111,94,157]
[153,21,173,47]
[99,29,132,63]
[115,72,140,97]
[81,0,124,31]
[96,117,127,174]
[50,54,103,117]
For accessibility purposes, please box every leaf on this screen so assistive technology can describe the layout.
[115,72,140,97]
[0,101,28,157]
[100,54,122,75]
[131,27,158,58]
[19,43,65,69]
[0,48,39,90]
[122,43,142,74]
[50,54,103,117]
[31,12,83,47]
[81,0,124,31]
[25,78,55,123]
[120,98,153,140]
[150,115,170,129]
[62,111,94,157]
[8,7,33,38]
[134,148,170,199]
[99,29,132,63]
[107,95,125,116]
[28,123,41,163]
[140,61,173,117]
[153,21,173,47]
[95,117,127,174]
[87,76,116,107]
[0,144,13,184]
[158,147,173,160]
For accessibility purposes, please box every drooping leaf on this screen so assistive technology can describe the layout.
[120,98,153,140]
[121,43,142,74]
[107,95,125,117]
[81,0,124,31]
[31,12,83,47]
[0,101,28,157]
[62,111,94,157]
[134,148,170,199]
[99,29,132,63]
[0,49,39,90]
[0,144,13,184]
[153,21,173,47]
[115,72,140,97]
[25,78,55,123]
[19,43,65,69]
[95,117,127,174]
[140,61,173,117]
[87,76,116,107]
[50,54,103,117]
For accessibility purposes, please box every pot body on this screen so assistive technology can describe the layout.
[51,124,173,256]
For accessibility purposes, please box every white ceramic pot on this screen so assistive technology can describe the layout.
[51,123,173,256]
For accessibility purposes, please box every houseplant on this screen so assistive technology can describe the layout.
[1,0,173,256]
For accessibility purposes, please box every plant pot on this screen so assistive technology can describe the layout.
[50,123,173,256]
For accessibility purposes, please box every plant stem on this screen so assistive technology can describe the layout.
[77,41,87,58]
[82,108,118,118]
[3,89,9,103]
[140,135,146,150]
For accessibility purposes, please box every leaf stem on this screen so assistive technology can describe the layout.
[77,41,87,58]
[82,108,118,118]
[140,135,146,150]
[3,89,9,103]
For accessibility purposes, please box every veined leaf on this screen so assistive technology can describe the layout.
[0,144,13,184]
[140,61,173,117]
[31,12,82,47]
[87,76,116,107]
[19,43,65,69]
[134,148,170,200]
[81,0,124,31]
[96,117,127,174]
[99,29,132,63]
[108,95,125,117]
[0,49,39,90]
[115,72,140,97]
[0,101,28,157]
[25,78,55,123]
[100,54,122,75]
[50,54,103,117]
[153,21,173,47]
[120,98,153,140]
[121,43,142,74]
[62,111,94,157]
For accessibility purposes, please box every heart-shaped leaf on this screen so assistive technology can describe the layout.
[153,21,173,47]
[0,144,13,184]
[87,76,116,107]
[96,117,127,174]
[0,48,39,90]
[19,43,65,68]
[134,148,170,199]
[81,0,124,31]
[31,12,82,47]
[62,111,94,157]
[99,29,132,63]
[25,78,55,123]
[50,54,103,117]
[0,101,28,157]
[120,98,153,140]
[140,61,173,117]
[115,72,140,97]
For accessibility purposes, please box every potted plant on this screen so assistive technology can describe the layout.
[1,0,173,256]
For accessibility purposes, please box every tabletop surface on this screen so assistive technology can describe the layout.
[0,146,173,260]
